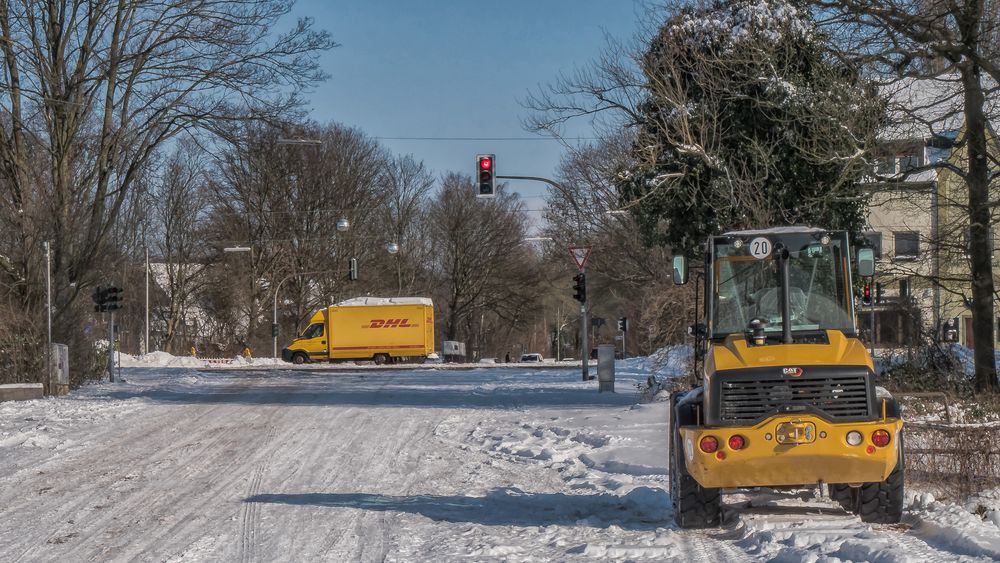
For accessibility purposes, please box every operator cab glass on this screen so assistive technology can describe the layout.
[709,230,856,339]
[301,323,324,339]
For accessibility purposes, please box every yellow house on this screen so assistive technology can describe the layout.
[866,124,1000,348]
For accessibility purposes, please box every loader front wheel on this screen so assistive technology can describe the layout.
[669,392,721,528]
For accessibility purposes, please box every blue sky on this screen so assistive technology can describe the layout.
[288,1,643,217]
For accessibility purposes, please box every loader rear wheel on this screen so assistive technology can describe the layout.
[669,391,721,528]
[831,433,904,524]
[373,353,390,365]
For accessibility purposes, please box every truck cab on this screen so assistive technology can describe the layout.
[669,227,903,527]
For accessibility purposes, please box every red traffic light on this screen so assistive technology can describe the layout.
[479,157,492,170]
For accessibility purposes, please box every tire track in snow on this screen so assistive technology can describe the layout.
[238,425,278,563]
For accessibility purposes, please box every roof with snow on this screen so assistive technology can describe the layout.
[333,297,433,307]
[881,73,999,141]
[722,226,827,236]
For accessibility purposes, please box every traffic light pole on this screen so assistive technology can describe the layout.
[580,267,589,381]
[108,311,115,382]
[497,174,589,381]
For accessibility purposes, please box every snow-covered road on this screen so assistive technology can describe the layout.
[1,363,999,562]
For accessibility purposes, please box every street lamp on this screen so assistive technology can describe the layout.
[337,218,350,232]
[386,242,399,255]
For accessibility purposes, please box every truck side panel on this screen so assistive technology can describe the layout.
[327,304,432,360]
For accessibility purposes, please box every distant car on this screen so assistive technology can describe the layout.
[520,353,543,363]
[477,357,497,364]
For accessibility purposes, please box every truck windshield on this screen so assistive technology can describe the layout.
[712,235,854,336]
[301,323,324,339]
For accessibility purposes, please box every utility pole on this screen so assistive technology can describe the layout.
[145,246,149,355]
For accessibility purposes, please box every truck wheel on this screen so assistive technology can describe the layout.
[373,353,390,365]
[669,391,721,528]
[291,352,308,365]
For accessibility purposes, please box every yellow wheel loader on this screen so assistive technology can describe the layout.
[669,227,903,528]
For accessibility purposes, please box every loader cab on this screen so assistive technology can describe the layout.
[707,229,857,345]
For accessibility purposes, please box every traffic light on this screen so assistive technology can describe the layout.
[92,286,107,311]
[272,323,279,338]
[617,317,628,332]
[476,154,495,197]
[861,282,872,306]
[348,257,358,281]
[105,286,123,311]
[572,273,586,303]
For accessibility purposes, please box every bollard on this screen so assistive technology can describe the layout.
[597,344,616,392]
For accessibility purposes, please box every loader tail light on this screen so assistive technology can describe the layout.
[728,435,746,450]
[699,436,719,453]
[871,429,891,448]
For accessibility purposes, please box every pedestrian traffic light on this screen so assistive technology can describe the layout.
[348,257,358,281]
[618,317,628,332]
[105,286,123,311]
[861,282,872,306]
[572,273,586,303]
[476,154,495,198]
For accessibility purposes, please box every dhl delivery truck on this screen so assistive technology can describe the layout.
[281,297,434,364]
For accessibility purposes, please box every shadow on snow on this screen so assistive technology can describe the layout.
[244,487,671,530]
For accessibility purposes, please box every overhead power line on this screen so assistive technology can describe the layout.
[373,136,599,142]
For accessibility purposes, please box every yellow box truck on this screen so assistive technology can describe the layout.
[281,297,434,364]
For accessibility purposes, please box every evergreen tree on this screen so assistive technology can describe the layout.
[618,0,884,254]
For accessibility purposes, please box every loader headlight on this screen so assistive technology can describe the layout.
[846,430,863,446]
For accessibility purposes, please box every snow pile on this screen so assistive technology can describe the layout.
[116,351,207,368]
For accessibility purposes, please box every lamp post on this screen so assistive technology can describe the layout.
[223,245,253,353]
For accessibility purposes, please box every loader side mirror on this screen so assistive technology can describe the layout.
[672,255,689,285]
[857,248,875,278]
[688,323,707,338]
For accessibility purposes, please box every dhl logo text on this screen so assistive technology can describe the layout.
[367,318,416,328]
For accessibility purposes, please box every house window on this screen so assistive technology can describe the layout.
[876,157,895,176]
[864,231,883,258]
[898,151,921,173]
[899,278,910,299]
[894,232,919,259]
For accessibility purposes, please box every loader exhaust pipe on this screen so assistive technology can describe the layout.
[777,244,793,344]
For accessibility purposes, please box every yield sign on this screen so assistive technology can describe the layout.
[568,245,592,270]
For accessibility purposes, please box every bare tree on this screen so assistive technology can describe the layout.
[812,0,1000,391]
[427,174,541,351]
[0,0,334,371]
[151,142,211,354]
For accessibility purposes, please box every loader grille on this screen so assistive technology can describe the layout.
[716,369,873,425]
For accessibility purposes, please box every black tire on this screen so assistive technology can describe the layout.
[830,483,856,513]
[291,352,308,365]
[831,432,905,524]
[373,353,390,365]
[669,391,721,528]
[858,434,904,524]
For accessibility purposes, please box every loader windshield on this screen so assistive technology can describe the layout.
[711,232,855,337]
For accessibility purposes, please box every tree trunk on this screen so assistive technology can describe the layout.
[961,64,998,392]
